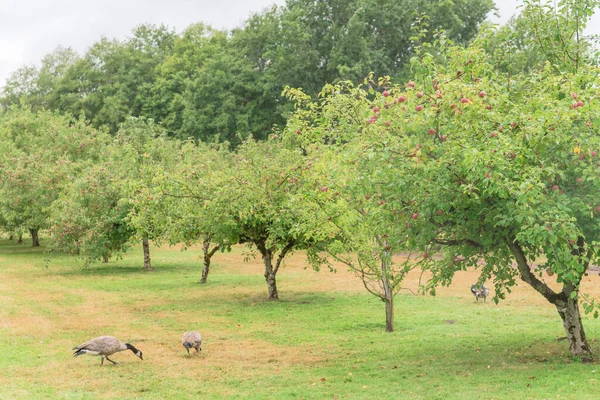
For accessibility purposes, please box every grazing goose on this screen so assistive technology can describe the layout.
[182,331,202,355]
[73,336,143,365]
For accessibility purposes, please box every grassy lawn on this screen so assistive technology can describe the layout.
[1,238,599,399]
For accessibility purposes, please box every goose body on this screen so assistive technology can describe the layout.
[470,284,490,303]
[182,331,202,355]
[73,336,143,365]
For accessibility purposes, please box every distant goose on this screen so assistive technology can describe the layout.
[182,331,202,355]
[470,284,490,303]
[73,336,143,365]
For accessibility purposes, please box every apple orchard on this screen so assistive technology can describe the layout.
[0,0,599,361]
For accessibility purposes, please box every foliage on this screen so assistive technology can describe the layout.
[0,107,107,242]
[282,0,600,355]
[2,0,495,144]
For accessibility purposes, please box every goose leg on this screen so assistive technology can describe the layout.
[105,356,118,365]
[101,356,105,366]
[186,348,190,356]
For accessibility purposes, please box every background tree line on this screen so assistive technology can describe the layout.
[1,0,494,146]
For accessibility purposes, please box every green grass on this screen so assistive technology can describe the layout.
[1,238,599,399]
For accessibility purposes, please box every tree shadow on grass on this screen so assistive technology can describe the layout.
[54,262,191,277]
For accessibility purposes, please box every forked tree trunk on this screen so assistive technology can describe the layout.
[263,250,279,300]
[508,238,592,358]
[255,239,295,301]
[30,229,40,247]
[142,235,153,271]
[200,241,220,284]
[556,295,591,356]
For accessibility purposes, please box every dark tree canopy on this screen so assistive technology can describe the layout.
[1,0,495,145]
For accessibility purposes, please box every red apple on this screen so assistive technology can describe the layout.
[573,93,578,99]
[385,120,391,127]
[383,90,390,97]
[577,100,584,107]
[373,106,380,113]
[321,186,328,192]
[429,128,436,135]
[412,213,419,220]
[485,104,492,110]
[552,185,559,191]
[577,177,583,183]
[296,129,302,135]
[461,97,469,104]
[479,91,486,98]
[423,252,429,259]
[592,151,597,157]
[417,92,423,98]
[396,96,406,103]
[490,132,496,138]
[408,81,415,88]
[436,209,443,215]
[416,105,423,111]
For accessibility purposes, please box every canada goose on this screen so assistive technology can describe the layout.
[470,284,490,303]
[72,336,143,365]
[182,331,202,355]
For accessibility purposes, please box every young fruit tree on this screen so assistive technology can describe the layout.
[49,162,135,263]
[218,138,315,300]
[132,140,235,284]
[284,84,422,332]
[283,0,600,357]
[0,108,106,247]
[117,118,183,271]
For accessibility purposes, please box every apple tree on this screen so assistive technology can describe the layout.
[211,138,316,300]
[0,107,106,247]
[130,139,235,283]
[283,84,424,332]
[282,0,600,357]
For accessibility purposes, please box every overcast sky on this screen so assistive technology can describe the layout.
[1,0,599,89]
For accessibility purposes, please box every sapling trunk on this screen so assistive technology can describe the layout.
[142,235,153,271]
[200,241,220,284]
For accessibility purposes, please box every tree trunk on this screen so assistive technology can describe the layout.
[102,254,109,263]
[507,237,592,358]
[9,234,13,240]
[254,239,295,300]
[384,296,394,333]
[142,235,153,271]
[556,295,591,357]
[17,234,23,244]
[381,260,394,332]
[263,252,279,300]
[200,241,220,284]
[30,229,40,247]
